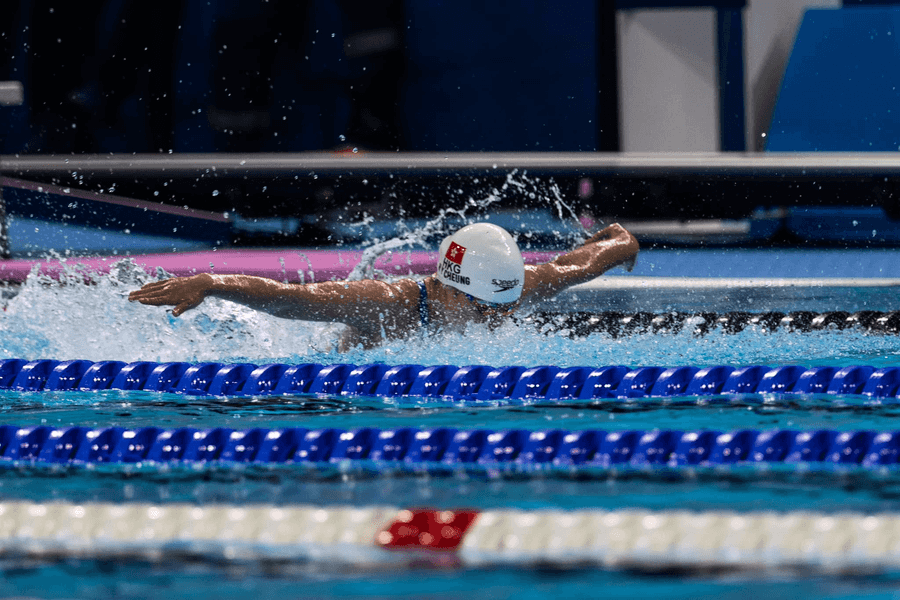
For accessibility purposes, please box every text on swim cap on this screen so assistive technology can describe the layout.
[445,241,466,265]
[491,279,520,293]
[439,257,471,286]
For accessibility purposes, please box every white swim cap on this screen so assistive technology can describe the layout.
[436,223,524,304]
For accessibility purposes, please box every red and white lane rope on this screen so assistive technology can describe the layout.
[0,501,899,570]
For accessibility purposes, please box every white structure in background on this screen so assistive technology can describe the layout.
[617,0,840,152]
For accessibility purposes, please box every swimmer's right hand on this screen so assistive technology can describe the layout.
[128,273,213,317]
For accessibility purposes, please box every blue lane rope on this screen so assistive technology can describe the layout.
[0,424,895,469]
[2,358,900,401]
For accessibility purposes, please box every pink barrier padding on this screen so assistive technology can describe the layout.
[0,249,561,283]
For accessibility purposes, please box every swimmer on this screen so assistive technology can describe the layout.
[128,222,638,350]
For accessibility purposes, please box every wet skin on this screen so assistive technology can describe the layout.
[129,224,639,350]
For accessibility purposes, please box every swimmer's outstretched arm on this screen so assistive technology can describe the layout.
[521,223,638,303]
[128,273,418,331]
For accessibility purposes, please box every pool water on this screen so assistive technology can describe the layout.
[7,558,897,600]
[1,251,900,598]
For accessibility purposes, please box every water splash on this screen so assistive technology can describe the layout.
[0,258,343,363]
[345,170,588,281]
[2,257,899,367]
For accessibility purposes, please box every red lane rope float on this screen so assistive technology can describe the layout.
[377,509,480,551]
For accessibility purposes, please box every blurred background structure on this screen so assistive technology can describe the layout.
[7,0,880,155]
[2,0,900,254]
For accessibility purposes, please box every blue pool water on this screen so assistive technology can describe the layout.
[7,559,896,600]
[1,250,900,598]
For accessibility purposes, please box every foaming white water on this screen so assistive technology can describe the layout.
[345,170,587,281]
[0,259,343,363]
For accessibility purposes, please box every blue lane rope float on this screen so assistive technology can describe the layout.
[0,423,897,469]
[3,358,900,401]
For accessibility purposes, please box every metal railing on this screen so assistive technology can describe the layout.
[5,151,900,177]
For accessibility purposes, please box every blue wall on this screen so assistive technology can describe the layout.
[401,0,597,151]
[768,7,900,151]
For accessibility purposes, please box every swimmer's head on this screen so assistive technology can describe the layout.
[436,223,524,304]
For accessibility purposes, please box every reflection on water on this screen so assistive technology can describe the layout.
[0,453,899,517]
[7,556,899,600]
[2,388,900,433]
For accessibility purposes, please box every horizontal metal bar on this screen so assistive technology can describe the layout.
[5,152,900,178]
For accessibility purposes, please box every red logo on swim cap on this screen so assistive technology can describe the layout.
[445,241,466,265]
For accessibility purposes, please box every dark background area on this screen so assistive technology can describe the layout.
[5,0,900,247]
[0,0,600,156]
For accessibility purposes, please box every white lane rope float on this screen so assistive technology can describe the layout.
[0,500,899,571]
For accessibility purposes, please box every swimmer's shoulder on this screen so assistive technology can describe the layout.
[386,277,423,297]
[360,277,427,310]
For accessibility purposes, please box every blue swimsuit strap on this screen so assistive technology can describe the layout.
[417,281,429,328]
